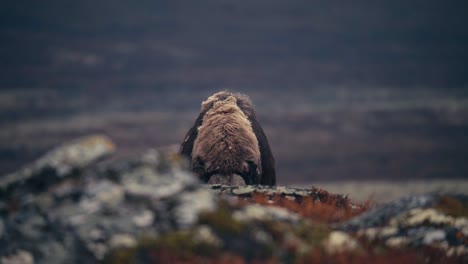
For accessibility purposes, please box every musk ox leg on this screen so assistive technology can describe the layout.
[240,160,260,185]
[207,174,246,186]
[192,156,209,182]
[251,117,276,186]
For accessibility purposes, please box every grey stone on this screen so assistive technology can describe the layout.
[340,194,468,256]
[1,250,34,264]
[0,135,115,198]
[339,194,437,231]
[232,185,256,195]
[175,187,216,228]
[233,204,300,223]
[2,134,468,262]
[0,135,222,262]
[422,230,446,245]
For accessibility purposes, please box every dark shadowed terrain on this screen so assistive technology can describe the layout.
[1,1,468,185]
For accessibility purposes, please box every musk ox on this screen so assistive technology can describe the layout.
[180,91,276,186]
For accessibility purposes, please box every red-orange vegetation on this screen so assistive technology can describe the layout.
[145,246,464,264]
[300,245,465,264]
[236,188,373,224]
[148,250,252,264]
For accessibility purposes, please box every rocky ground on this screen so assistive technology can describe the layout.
[293,180,468,203]
[1,135,467,263]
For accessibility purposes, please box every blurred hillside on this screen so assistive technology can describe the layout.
[0,1,467,184]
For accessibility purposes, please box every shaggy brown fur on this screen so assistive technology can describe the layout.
[193,95,261,177]
[180,91,276,186]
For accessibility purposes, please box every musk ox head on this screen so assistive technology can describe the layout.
[180,91,276,186]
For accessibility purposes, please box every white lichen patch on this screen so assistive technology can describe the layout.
[194,225,223,247]
[447,245,468,257]
[123,166,196,200]
[454,217,468,229]
[275,186,295,195]
[386,237,408,248]
[422,230,446,244]
[232,185,255,195]
[175,188,216,227]
[357,226,397,241]
[87,242,108,260]
[283,232,309,254]
[109,234,137,249]
[380,226,398,237]
[89,228,105,241]
[254,229,273,244]
[1,250,34,264]
[391,208,454,227]
[462,227,468,236]
[357,227,379,240]
[233,204,300,222]
[323,231,359,254]
[132,210,155,227]
[92,181,125,206]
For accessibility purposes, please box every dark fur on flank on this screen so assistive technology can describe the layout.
[180,91,276,186]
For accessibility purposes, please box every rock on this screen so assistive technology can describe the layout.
[0,136,216,263]
[0,135,115,198]
[233,204,300,223]
[390,208,457,227]
[210,184,351,207]
[422,230,446,244]
[340,194,468,256]
[1,135,468,263]
[232,185,256,195]
[1,250,34,264]
[122,164,196,200]
[175,186,216,227]
[339,194,437,231]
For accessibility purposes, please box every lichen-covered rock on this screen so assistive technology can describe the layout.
[339,194,437,231]
[0,139,215,263]
[0,134,116,198]
[1,250,34,264]
[209,184,351,206]
[340,194,468,257]
[232,204,300,223]
[1,135,468,263]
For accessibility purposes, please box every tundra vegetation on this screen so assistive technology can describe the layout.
[0,135,467,263]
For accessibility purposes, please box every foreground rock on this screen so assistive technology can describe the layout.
[0,135,116,198]
[0,136,215,263]
[1,135,467,263]
[339,194,468,257]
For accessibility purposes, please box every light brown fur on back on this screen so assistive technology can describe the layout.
[192,95,261,175]
[201,91,255,118]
